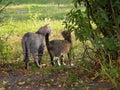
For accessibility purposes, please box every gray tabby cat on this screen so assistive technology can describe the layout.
[45,30,72,66]
[22,24,51,69]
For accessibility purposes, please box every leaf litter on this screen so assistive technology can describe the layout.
[0,63,116,90]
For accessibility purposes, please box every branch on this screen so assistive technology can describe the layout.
[0,2,12,13]
[109,0,117,27]
[109,0,120,36]
[85,0,97,24]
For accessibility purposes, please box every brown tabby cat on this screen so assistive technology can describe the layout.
[45,30,72,66]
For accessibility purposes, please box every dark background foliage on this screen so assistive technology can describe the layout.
[65,0,120,61]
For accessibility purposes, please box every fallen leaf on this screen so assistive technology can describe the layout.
[47,83,51,87]
[0,87,5,90]
[25,86,29,89]
[58,84,62,87]
[42,64,47,67]
[2,71,9,76]
[18,81,25,85]
[2,80,8,85]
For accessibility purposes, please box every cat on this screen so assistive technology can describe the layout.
[45,30,72,66]
[22,24,51,69]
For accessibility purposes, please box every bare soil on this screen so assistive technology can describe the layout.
[0,63,116,90]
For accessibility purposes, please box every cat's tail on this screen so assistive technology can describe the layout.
[22,33,30,63]
[45,33,51,50]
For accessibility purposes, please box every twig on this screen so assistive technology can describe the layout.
[109,0,120,37]
[0,2,12,13]
[85,0,97,24]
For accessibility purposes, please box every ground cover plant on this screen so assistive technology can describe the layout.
[0,0,119,89]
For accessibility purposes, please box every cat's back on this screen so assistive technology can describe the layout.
[50,40,63,44]
[22,32,45,48]
[23,32,43,40]
[49,40,70,51]
[49,40,71,56]
[50,39,70,44]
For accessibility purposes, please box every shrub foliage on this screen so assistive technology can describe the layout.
[64,0,120,61]
[64,0,120,88]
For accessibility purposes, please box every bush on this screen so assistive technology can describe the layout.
[0,35,12,64]
[64,0,120,88]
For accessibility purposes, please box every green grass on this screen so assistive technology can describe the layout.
[3,0,73,4]
[0,20,64,35]
[5,4,73,21]
[0,3,82,64]
[0,4,73,36]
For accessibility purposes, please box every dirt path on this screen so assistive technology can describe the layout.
[0,64,115,90]
[0,69,68,90]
